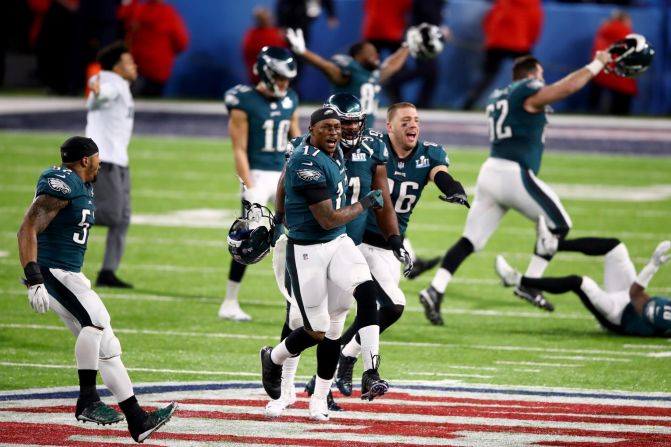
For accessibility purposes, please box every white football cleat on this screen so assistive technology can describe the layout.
[264,381,297,418]
[218,301,251,321]
[495,255,521,287]
[308,394,329,421]
[535,215,558,257]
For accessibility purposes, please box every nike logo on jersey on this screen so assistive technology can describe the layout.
[54,174,66,178]
[301,162,314,166]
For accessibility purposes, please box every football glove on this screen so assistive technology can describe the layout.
[286,28,306,55]
[388,235,414,277]
[27,284,49,314]
[439,192,470,208]
[359,189,383,210]
[652,240,671,267]
[404,26,423,58]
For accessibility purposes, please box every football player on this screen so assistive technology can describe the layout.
[333,101,469,395]
[218,46,301,321]
[17,137,177,443]
[266,93,410,417]
[496,217,671,337]
[260,107,388,421]
[419,50,613,325]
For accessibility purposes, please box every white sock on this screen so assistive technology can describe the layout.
[270,340,292,365]
[281,355,300,385]
[341,338,361,358]
[358,325,379,371]
[524,255,549,278]
[99,356,134,402]
[313,376,333,399]
[431,268,452,293]
[75,327,103,370]
[224,281,241,304]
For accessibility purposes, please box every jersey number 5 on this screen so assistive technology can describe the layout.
[486,99,512,142]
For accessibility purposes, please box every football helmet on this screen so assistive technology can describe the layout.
[324,93,365,150]
[406,23,444,60]
[254,46,297,98]
[607,33,655,78]
[227,201,275,265]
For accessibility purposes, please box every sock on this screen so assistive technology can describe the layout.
[281,355,300,390]
[441,237,474,274]
[558,237,621,256]
[316,337,341,380]
[99,356,134,403]
[76,369,100,413]
[75,326,103,370]
[312,376,333,400]
[119,395,145,425]
[522,275,582,294]
[352,281,379,328]
[524,254,549,278]
[224,281,241,304]
[431,268,452,294]
[358,325,380,371]
[341,338,361,358]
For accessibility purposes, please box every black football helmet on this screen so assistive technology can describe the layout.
[324,93,365,150]
[607,33,655,78]
[254,46,297,98]
[407,23,445,60]
[227,201,275,265]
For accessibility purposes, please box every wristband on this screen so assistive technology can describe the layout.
[273,212,285,225]
[585,59,605,76]
[23,261,44,286]
[359,195,374,210]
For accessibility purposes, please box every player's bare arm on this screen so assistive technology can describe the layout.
[524,51,611,112]
[309,198,367,230]
[372,164,400,238]
[289,111,301,139]
[229,109,252,187]
[286,28,349,85]
[379,46,411,83]
[275,167,287,217]
[17,194,68,267]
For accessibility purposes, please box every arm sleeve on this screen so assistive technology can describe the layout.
[295,183,330,205]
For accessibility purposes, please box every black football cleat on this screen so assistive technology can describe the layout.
[419,285,444,325]
[334,353,357,396]
[360,355,388,401]
[128,401,177,443]
[514,285,555,312]
[96,270,133,288]
[304,375,343,411]
[260,346,282,399]
[406,256,441,280]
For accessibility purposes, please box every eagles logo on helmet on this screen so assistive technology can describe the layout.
[254,46,298,98]
[227,201,275,265]
[324,93,365,150]
[606,33,655,78]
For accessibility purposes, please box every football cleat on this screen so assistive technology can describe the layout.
[334,353,357,396]
[264,380,297,418]
[308,394,329,421]
[361,356,388,401]
[128,401,177,443]
[406,256,441,280]
[419,285,444,325]
[218,301,252,321]
[260,346,282,399]
[96,270,133,289]
[76,400,124,425]
[514,284,555,312]
[495,255,521,287]
[535,216,558,257]
[304,375,343,411]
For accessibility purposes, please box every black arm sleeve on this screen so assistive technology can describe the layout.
[434,170,464,196]
[295,184,330,205]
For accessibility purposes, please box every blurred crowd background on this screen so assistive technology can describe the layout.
[1,0,670,115]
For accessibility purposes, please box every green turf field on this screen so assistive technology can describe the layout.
[1,131,670,394]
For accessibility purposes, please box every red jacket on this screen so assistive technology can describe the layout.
[118,0,189,83]
[362,0,412,42]
[592,19,637,95]
[242,27,287,84]
[483,0,543,52]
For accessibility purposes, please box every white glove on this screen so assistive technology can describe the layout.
[404,26,422,58]
[652,240,671,267]
[286,28,306,55]
[28,284,49,313]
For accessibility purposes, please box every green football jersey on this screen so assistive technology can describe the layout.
[35,166,95,272]
[366,135,449,236]
[284,143,348,243]
[620,297,671,337]
[486,78,548,174]
[331,54,381,128]
[224,84,299,172]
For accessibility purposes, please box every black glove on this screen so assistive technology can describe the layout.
[388,234,414,277]
[435,171,470,208]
